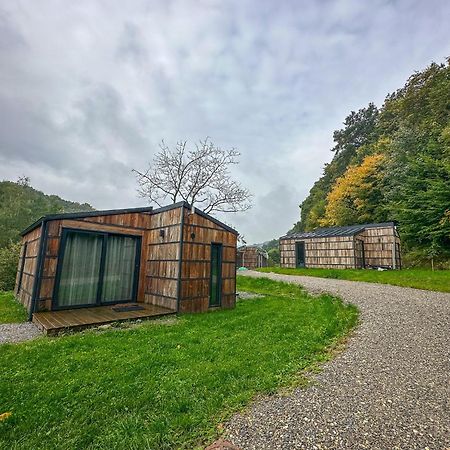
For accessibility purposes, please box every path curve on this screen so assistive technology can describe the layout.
[225,271,450,450]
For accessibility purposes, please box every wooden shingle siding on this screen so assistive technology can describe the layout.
[280,223,401,270]
[15,225,41,312]
[16,202,237,317]
[180,208,237,313]
[143,206,183,311]
[237,246,268,269]
[356,226,401,268]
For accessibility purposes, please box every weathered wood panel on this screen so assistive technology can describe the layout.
[356,226,401,268]
[15,225,42,311]
[142,206,183,311]
[237,246,268,269]
[280,225,402,270]
[280,236,356,269]
[180,208,237,312]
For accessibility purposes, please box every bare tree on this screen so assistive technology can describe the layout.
[133,138,252,214]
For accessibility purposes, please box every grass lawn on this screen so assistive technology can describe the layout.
[257,267,450,293]
[0,277,357,449]
[0,291,27,323]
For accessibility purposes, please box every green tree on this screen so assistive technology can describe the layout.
[0,180,94,248]
[0,242,21,291]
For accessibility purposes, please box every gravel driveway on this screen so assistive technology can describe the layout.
[225,271,450,450]
[0,322,41,344]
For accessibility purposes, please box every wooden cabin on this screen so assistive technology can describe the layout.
[237,245,269,269]
[15,202,238,332]
[280,222,401,270]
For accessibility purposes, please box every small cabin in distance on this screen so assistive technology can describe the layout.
[15,202,238,333]
[280,222,401,270]
[237,245,269,269]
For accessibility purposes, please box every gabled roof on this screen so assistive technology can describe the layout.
[280,222,395,240]
[21,201,239,236]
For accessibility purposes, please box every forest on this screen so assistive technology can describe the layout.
[0,179,93,289]
[292,60,450,266]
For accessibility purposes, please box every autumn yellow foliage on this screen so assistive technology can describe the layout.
[320,154,385,226]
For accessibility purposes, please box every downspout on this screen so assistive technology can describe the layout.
[176,204,185,313]
[28,220,48,321]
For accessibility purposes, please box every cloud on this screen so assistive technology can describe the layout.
[0,0,449,242]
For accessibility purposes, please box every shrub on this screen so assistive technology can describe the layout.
[0,242,21,291]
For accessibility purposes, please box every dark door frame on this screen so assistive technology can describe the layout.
[295,241,306,268]
[209,242,223,307]
[52,228,141,310]
[355,239,366,269]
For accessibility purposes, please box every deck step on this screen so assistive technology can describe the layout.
[32,303,175,335]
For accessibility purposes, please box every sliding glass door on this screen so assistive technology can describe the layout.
[101,235,138,303]
[55,229,140,309]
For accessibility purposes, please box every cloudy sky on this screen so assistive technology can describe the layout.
[1,0,449,243]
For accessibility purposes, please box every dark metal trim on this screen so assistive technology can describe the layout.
[20,206,154,236]
[209,242,223,307]
[52,227,141,311]
[71,218,150,231]
[280,222,397,240]
[148,241,235,248]
[22,201,239,237]
[176,205,185,312]
[152,201,239,235]
[145,275,179,281]
[295,241,306,268]
[145,291,178,300]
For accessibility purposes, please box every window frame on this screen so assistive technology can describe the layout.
[209,242,223,307]
[52,228,141,310]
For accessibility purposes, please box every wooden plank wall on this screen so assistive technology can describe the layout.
[143,206,183,311]
[15,226,42,312]
[34,212,152,312]
[280,236,356,269]
[179,209,237,313]
[16,206,237,315]
[237,247,268,269]
[357,226,401,268]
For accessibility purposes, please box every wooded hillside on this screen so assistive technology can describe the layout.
[293,60,450,263]
[0,179,94,248]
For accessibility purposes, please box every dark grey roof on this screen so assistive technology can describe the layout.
[21,201,239,236]
[20,206,154,236]
[280,222,395,240]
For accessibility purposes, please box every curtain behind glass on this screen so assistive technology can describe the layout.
[57,233,103,307]
[101,235,137,302]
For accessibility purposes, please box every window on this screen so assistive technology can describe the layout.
[55,229,140,309]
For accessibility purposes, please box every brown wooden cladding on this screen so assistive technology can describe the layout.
[237,247,268,269]
[281,236,356,269]
[16,203,237,316]
[15,225,41,312]
[143,206,183,311]
[180,208,237,312]
[280,225,401,270]
[357,226,401,268]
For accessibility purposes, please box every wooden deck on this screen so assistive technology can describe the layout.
[33,303,175,335]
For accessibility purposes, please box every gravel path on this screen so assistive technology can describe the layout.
[0,322,41,344]
[226,271,450,450]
